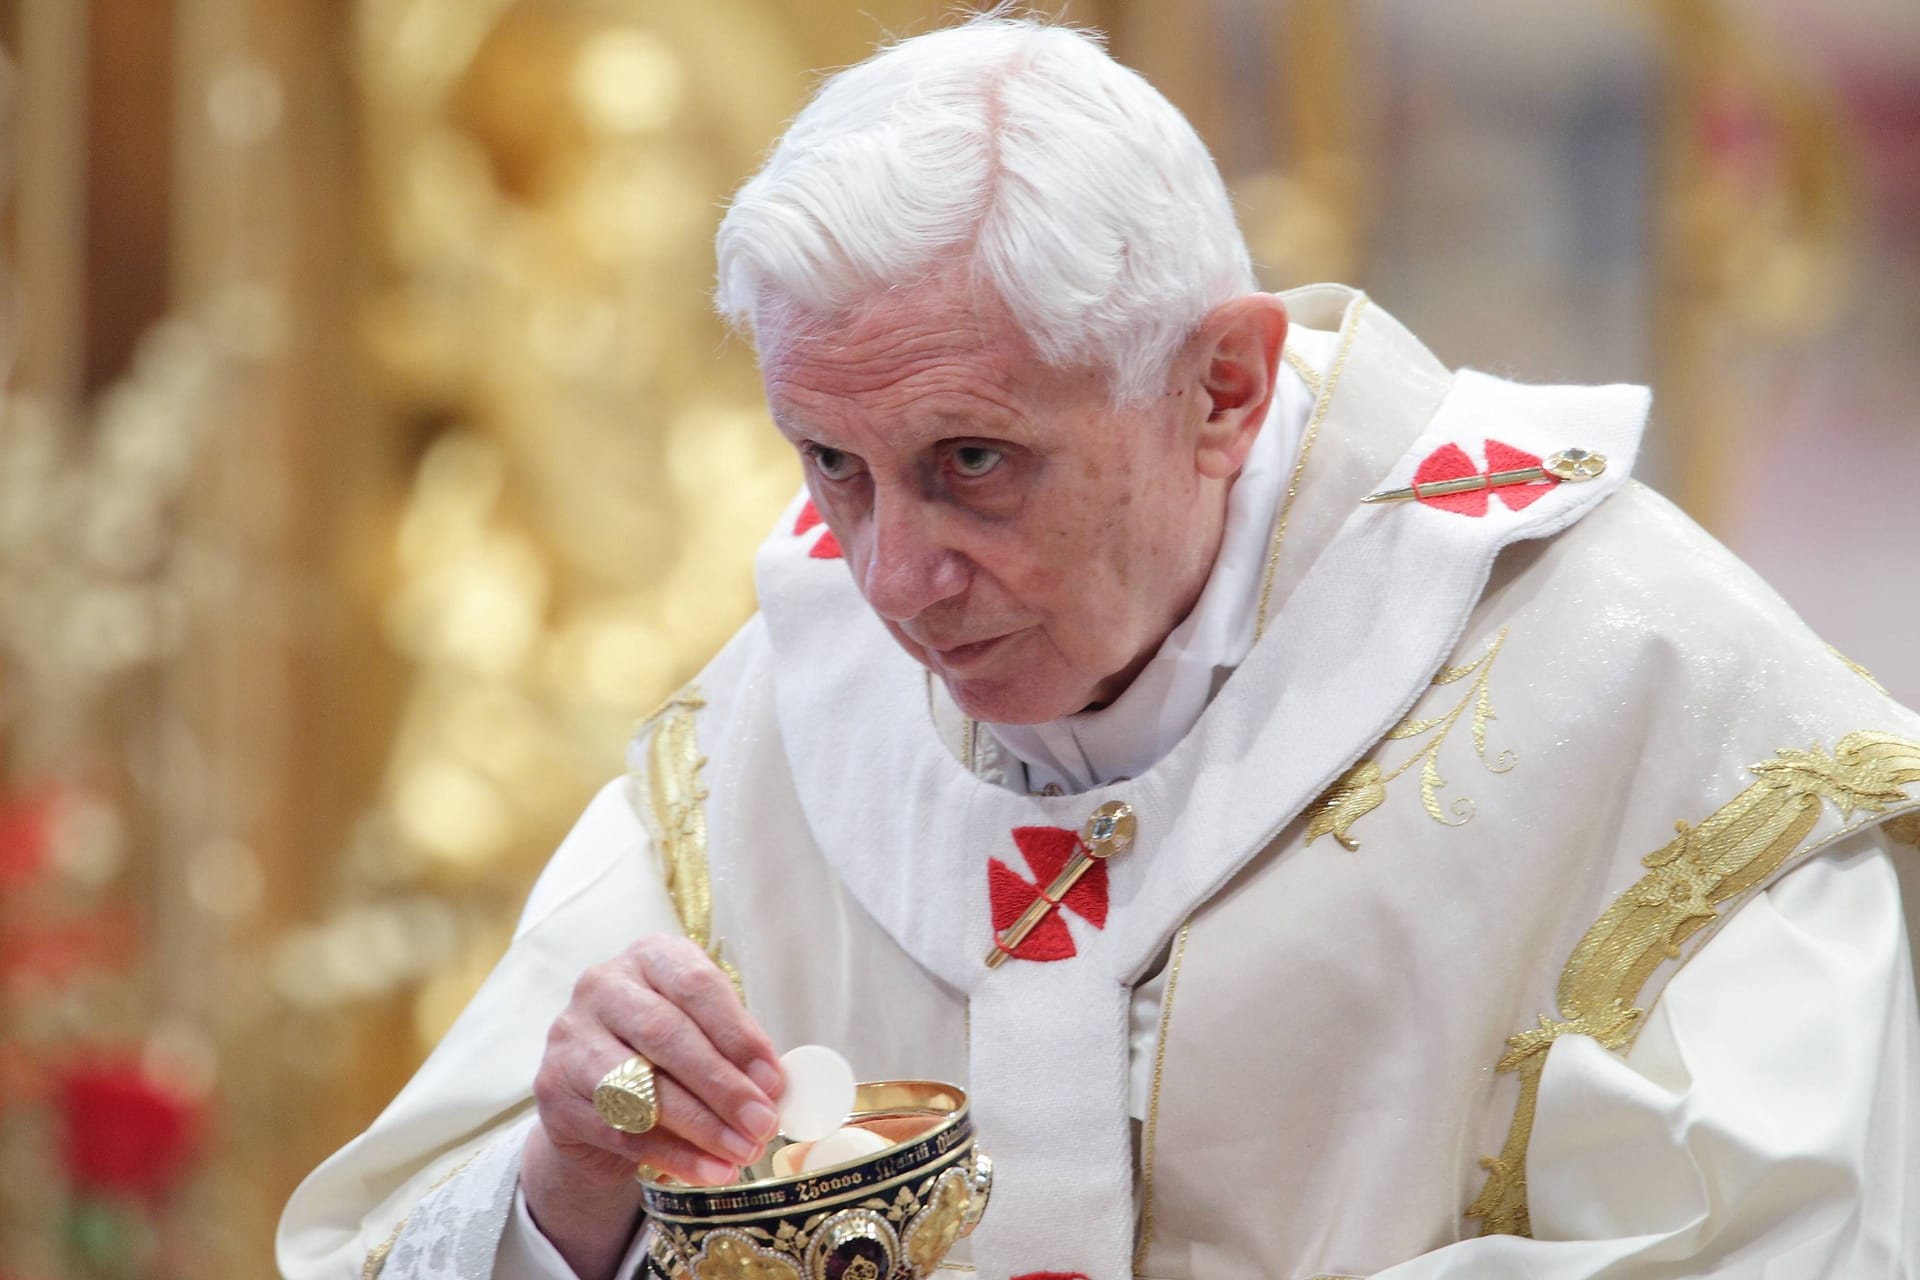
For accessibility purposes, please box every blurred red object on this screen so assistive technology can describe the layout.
[0,908,141,986]
[0,787,55,891]
[57,1061,204,1199]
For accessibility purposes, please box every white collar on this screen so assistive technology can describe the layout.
[986,328,1337,794]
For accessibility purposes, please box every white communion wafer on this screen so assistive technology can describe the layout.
[800,1126,890,1173]
[776,1044,857,1142]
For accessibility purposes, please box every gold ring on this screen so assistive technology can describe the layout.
[593,1053,659,1134]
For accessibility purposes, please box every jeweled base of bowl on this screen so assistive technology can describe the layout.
[638,1081,991,1280]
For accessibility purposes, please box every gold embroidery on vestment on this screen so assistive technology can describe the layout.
[1306,759,1385,851]
[1467,730,1920,1238]
[1887,811,1920,849]
[1132,920,1193,1275]
[1306,627,1515,849]
[1283,345,1324,396]
[1256,297,1369,640]
[635,687,743,997]
[1828,644,1888,695]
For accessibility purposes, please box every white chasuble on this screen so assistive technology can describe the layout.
[726,285,1920,1278]
[278,286,1920,1280]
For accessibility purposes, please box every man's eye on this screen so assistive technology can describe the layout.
[951,445,1003,478]
[807,446,858,481]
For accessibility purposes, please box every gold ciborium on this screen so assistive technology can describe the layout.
[639,1081,991,1280]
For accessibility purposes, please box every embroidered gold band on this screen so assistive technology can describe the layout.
[1468,730,1920,1237]
[1132,920,1193,1274]
[1256,297,1368,641]
[634,687,743,997]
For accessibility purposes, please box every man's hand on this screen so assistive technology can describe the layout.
[522,936,784,1280]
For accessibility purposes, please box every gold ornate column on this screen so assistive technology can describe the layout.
[1103,0,1369,288]
[1650,0,1857,533]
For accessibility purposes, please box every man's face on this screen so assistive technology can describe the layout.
[764,284,1228,725]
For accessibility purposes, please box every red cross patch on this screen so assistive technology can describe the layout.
[987,827,1109,962]
[1411,439,1556,516]
[793,499,843,559]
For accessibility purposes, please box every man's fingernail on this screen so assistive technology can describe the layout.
[695,1156,737,1185]
[739,1100,778,1140]
[748,1059,783,1098]
[719,1126,759,1162]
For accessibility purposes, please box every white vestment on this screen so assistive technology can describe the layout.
[278,285,1920,1280]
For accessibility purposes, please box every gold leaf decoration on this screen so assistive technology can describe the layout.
[1468,730,1920,1238]
[1384,626,1516,826]
[692,1230,802,1280]
[902,1168,972,1275]
[1886,811,1920,850]
[1306,760,1386,850]
[1307,627,1516,850]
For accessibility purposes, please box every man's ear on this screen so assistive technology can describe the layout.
[1190,294,1288,480]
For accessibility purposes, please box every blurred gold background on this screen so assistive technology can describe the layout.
[0,1,1914,1274]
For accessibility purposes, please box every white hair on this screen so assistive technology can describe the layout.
[713,12,1256,405]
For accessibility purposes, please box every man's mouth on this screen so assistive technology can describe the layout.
[929,632,1015,667]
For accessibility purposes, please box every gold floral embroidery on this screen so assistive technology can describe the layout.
[635,687,742,996]
[1306,760,1385,851]
[1305,628,1515,849]
[1467,730,1920,1238]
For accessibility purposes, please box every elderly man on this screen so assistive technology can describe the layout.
[280,13,1920,1280]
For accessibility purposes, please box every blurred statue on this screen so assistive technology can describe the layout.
[279,0,805,1044]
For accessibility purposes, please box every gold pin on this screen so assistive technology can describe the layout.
[984,801,1135,969]
[1362,447,1606,504]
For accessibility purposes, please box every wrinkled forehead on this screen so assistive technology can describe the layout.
[760,280,1092,430]
[760,271,1007,375]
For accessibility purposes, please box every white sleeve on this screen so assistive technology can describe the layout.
[276,778,686,1280]
[497,1185,654,1280]
[497,1184,587,1280]
[1368,828,1920,1278]
[372,1119,528,1279]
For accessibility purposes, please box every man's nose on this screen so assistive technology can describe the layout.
[858,492,967,622]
